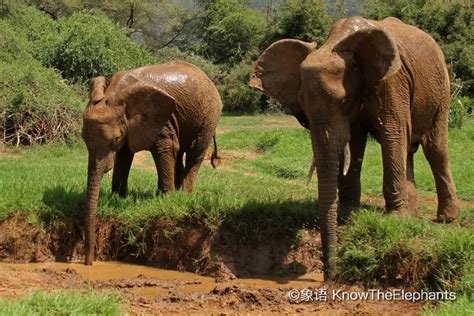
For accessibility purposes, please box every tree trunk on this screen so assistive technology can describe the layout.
[84,158,104,266]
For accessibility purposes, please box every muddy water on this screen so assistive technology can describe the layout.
[0,261,323,297]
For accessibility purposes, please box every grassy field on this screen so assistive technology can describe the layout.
[0,115,473,314]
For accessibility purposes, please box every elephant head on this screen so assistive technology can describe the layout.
[250,21,401,279]
[82,75,176,265]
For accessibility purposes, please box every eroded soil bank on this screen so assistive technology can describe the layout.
[0,215,427,314]
[0,214,321,280]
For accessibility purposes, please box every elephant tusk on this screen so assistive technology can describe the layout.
[306,156,317,185]
[343,142,351,176]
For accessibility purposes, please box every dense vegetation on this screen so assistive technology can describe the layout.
[1,0,472,145]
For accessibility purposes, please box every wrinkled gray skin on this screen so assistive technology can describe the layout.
[250,17,459,280]
[82,61,222,265]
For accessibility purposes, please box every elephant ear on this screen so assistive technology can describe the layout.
[116,82,176,124]
[334,27,401,86]
[114,82,176,151]
[250,39,316,108]
[89,76,109,105]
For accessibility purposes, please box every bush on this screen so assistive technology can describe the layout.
[219,58,276,113]
[3,4,61,66]
[48,10,155,82]
[0,57,84,146]
[262,0,331,48]
[199,0,266,65]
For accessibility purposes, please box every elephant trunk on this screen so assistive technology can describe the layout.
[84,158,105,266]
[314,130,340,280]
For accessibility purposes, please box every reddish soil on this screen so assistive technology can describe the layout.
[0,263,424,315]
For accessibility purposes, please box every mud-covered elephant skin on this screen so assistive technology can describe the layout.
[82,61,222,265]
[250,17,460,280]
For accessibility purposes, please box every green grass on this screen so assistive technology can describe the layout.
[338,209,474,291]
[423,295,474,316]
[0,290,122,315]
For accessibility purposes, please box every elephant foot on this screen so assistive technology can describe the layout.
[337,201,359,223]
[383,204,414,219]
[436,199,460,223]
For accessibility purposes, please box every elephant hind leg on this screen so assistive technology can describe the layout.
[406,143,419,216]
[112,143,134,197]
[183,137,209,193]
[175,150,185,190]
[421,110,459,222]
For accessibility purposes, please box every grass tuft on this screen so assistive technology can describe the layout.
[0,290,122,315]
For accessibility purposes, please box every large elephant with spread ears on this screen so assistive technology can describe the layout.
[250,17,459,280]
[82,61,222,265]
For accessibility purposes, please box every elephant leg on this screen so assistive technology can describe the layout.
[112,143,134,197]
[338,126,368,220]
[406,143,419,215]
[175,150,185,190]
[151,142,177,194]
[379,109,410,213]
[421,110,459,222]
[182,137,209,193]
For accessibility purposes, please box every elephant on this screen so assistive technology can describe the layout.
[82,61,223,265]
[250,17,460,280]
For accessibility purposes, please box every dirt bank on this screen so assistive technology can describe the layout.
[0,214,321,280]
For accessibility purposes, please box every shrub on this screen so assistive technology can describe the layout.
[0,57,84,146]
[3,4,60,66]
[49,10,155,82]
[219,58,273,113]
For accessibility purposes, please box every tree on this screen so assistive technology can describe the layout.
[198,0,266,65]
[262,0,331,47]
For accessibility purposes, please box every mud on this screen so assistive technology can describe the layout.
[0,262,424,314]
[0,215,321,281]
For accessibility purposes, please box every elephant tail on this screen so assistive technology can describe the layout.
[211,135,219,169]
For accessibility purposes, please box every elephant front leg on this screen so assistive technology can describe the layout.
[112,144,134,197]
[183,137,209,193]
[338,126,368,221]
[380,123,409,214]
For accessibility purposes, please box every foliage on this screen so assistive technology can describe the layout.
[218,57,270,113]
[3,4,60,65]
[198,0,266,65]
[0,290,122,315]
[0,20,83,146]
[262,0,331,48]
[50,10,155,82]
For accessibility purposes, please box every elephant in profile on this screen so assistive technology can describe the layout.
[82,61,222,265]
[250,17,459,280]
